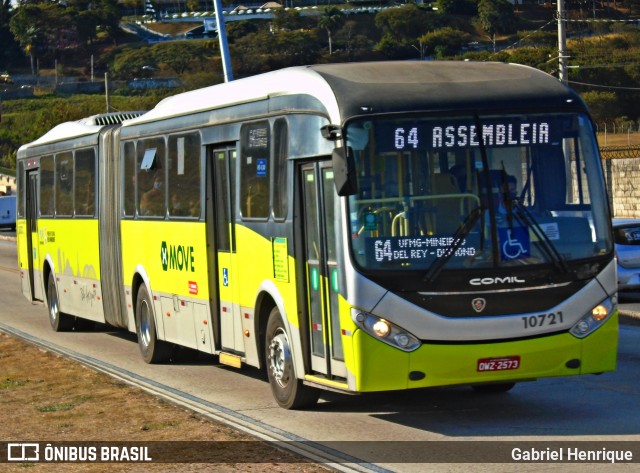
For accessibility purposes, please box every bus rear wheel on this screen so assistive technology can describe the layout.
[135,284,170,364]
[47,272,73,332]
[265,307,319,410]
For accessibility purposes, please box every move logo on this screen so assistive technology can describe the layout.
[161,241,196,272]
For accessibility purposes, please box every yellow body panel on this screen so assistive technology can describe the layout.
[233,225,299,325]
[37,218,101,278]
[120,220,208,300]
[17,217,103,320]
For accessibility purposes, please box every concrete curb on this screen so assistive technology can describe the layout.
[619,310,640,326]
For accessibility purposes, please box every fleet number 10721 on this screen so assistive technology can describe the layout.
[522,311,563,329]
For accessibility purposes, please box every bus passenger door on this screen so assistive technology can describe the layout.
[23,171,41,301]
[208,146,243,356]
[300,161,346,379]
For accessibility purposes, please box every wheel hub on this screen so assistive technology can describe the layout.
[268,330,292,388]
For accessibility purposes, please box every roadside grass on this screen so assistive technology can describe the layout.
[0,332,329,472]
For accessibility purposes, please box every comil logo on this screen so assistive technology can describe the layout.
[8,443,40,462]
[469,276,525,286]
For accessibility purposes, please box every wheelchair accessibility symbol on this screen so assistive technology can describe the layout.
[222,267,229,286]
[498,227,530,260]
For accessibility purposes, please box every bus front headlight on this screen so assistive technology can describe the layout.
[570,297,616,338]
[352,309,421,352]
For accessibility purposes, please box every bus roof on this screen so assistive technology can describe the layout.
[123,61,584,128]
[18,112,145,154]
[309,61,583,119]
[123,66,341,127]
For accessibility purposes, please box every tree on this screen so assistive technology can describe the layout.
[581,91,620,123]
[435,0,476,15]
[318,7,343,55]
[418,27,470,58]
[110,47,157,79]
[0,0,23,70]
[335,20,376,62]
[95,0,122,45]
[9,4,50,75]
[122,0,144,21]
[477,0,517,36]
[374,4,440,58]
[272,8,304,31]
[153,41,211,75]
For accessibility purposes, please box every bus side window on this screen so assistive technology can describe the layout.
[40,155,55,217]
[74,148,96,217]
[55,152,73,217]
[168,133,201,219]
[137,138,166,217]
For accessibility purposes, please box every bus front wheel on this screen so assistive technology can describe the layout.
[135,284,170,364]
[265,307,319,410]
[47,272,73,332]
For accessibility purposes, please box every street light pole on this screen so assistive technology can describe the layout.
[213,0,233,82]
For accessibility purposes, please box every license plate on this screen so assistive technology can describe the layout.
[477,356,520,372]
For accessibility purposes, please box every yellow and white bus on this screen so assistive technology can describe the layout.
[16,61,618,409]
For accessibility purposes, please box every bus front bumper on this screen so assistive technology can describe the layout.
[349,312,618,393]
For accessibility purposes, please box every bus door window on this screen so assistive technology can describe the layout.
[240,122,270,219]
[272,118,288,220]
[168,133,201,218]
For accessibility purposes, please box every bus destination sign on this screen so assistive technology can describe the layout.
[374,117,563,153]
[366,235,478,267]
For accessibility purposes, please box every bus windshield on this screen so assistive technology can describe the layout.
[345,112,612,273]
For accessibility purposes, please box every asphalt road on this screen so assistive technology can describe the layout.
[1,238,639,472]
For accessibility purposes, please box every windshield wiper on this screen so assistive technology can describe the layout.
[508,198,570,274]
[497,162,569,274]
[423,205,484,283]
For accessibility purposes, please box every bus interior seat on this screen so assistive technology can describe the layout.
[428,173,464,235]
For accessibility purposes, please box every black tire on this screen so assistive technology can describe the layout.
[46,272,73,332]
[265,307,319,409]
[135,284,170,364]
[472,382,516,393]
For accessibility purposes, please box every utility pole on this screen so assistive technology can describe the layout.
[557,0,568,85]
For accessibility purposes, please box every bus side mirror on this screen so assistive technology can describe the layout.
[332,147,357,196]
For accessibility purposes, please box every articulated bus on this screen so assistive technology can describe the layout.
[16,61,617,409]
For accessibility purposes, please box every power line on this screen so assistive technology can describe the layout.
[572,62,640,68]
[563,18,640,23]
[568,80,640,91]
